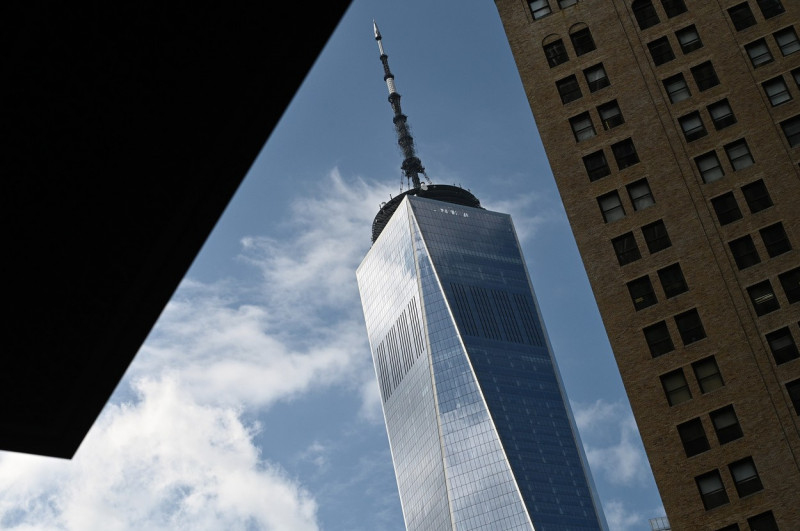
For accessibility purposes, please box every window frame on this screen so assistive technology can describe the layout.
[583,150,611,181]
[675,308,706,345]
[728,3,756,31]
[627,179,655,211]
[741,179,772,213]
[584,63,610,92]
[691,61,720,91]
[529,0,553,20]
[569,111,597,142]
[762,76,792,106]
[661,0,687,18]
[710,405,744,445]
[544,38,569,67]
[570,26,596,56]
[663,73,691,103]
[745,38,774,68]
[556,74,582,104]
[728,235,761,270]
[677,418,710,457]
[696,470,729,510]
[611,138,639,169]
[780,115,800,147]
[778,267,800,304]
[693,356,724,394]
[707,99,737,130]
[711,192,743,225]
[747,280,780,316]
[612,232,641,266]
[597,99,624,130]
[724,139,755,171]
[777,26,800,56]
[756,0,785,19]
[661,368,691,405]
[676,24,703,54]
[645,320,675,357]
[695,151,724,183]
[679,111,708,141]
[648,36,676,66]
[628,275,658,311]
[642,219,671,253]
[657,263,688,298]
[747,511,780,531]
[760,222,792,257]
[598,191,626,223]
[632,0,660,30]
[765,327,799,364]
[729,457,763,498]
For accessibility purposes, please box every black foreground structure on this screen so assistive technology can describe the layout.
[3,3,352,459]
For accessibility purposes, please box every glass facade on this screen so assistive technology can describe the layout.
[357,194,607,530]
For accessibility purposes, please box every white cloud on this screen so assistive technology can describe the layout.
[601,500,647,531]
[481,190,556,244]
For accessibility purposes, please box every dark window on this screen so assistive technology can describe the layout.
[747,511,779,531]
[611,138,639,169]
[725,139,754,171]
[780,115,800,147]
[612,232,641,265]
[741,179,772,213]
[570,112,597,141]
[529,0,553,19]
[661,369,691,405]
[710,405,744,444]
[696,470,729,510]
[675,308,706,345]
[779,267,800,303]
[747,280,780,316]
[570,26,596,56]
[642,219,671,253]
[645,321,674,357]
[598,191,625,222]
[728,235,761,270]
[695,151,724,182]
[558,0,578,6]
[627,179,654,211]
[787,379,800,415]
[693,356,724,393]
[775,26,800,56]
[661,0,687,17]
[664,73,691,103]
[763,76,792,106]
[676,25,703,53]
[584,63,610,92]
[598,100,624,130]
[766,327,799,364]
[556,75,582,104]
[632,0,660,30]
[794,67,800,88]
[707,99,737,130]
[691,61,720,91]
[583,150,610,181]
[756,0,785,19]
[544,38,569,67]
[658,263,688,298]
[760,222,792,257]
[677,418,710,457]
[745,38,773,67]
[728,3,756,31]
[628,276,658,311]
[679,111,707,141]
[729,457,763,497]
[648,37,675,65]
[711,192,742,225]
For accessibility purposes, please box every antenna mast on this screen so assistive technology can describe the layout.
[373,21,428,190]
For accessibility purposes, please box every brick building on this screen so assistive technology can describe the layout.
[493,0,799,528]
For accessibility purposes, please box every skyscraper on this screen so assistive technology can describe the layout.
[493,0,800,528]
[355,23,608,530]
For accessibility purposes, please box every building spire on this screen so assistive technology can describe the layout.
[373,20,428,190]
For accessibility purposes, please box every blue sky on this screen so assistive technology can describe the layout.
[0,1,666,529]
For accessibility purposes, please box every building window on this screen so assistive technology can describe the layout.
[747,511,779,531]
[794,67,800,88]
[645,321,674,357]
[741,179,772,213]
[661,0,686,17]
[729,457,763,497]
[787,379,800,415]
[664,73,691,103]
[642,219,671,253]
[570,26,596,56]
[529,0,553,20]
[632,0,660,30]
[760,222,792,257]
[676,25,703,53]
[695,151,724,183]
[544,38,569,67]
[627,179,655,211]
[675,308,706,345]
[707,99,737,130]
[661,368,691,405]
[729,235,761,270]
[677,418,710,457]
[598,100,624,130]
[584,63,610,92]
[628,276,658,311]
[556,75,582,104]
[775,27,800,55]
[711,192,742,225]
[583,150,610,181]
[745,38,774,67]
[728,3,756,31]
[725,139,754,171]
[611,138,639,169]
[570,112,597,141]
[598,191,625,222]
[679,111,707,141]
[658,263,688,298]
[747,280,780,316]
[756,0,785,19]
[696,470,729,510]
[691,61,720,91]
[766,327,799,364]
[710,405,744,444]
[762,76,792,106]
[612,232,641,265]
[648,36,675,65]
[693,356,724,393]
[780,115,800,147]
[716,524,741,531]
[779,267,800,303]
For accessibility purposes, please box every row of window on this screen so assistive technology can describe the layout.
[762,68,800,106]
[746,267,799,316]
[660,355,723,406]
[644,307,705,357]
[663,61,720,105]
[647,24,704,67]
[597,176,652,223]
[631,0,687,31]
[744,26,799,69]
[716,510,780,531]
[627,262,687,311]
[711,178,772,225]
[583,138,639,182]
[696,456,763,511]
[677,404,742,458]
[556,63,609,103]
[569,100,624,142]
[678,98,737,142]
[529,0,578,21]
[694,138,754,183]
[728,0,785,32]
[612,219,670,266]
[543,25,596,67]
[728,222,791,270]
